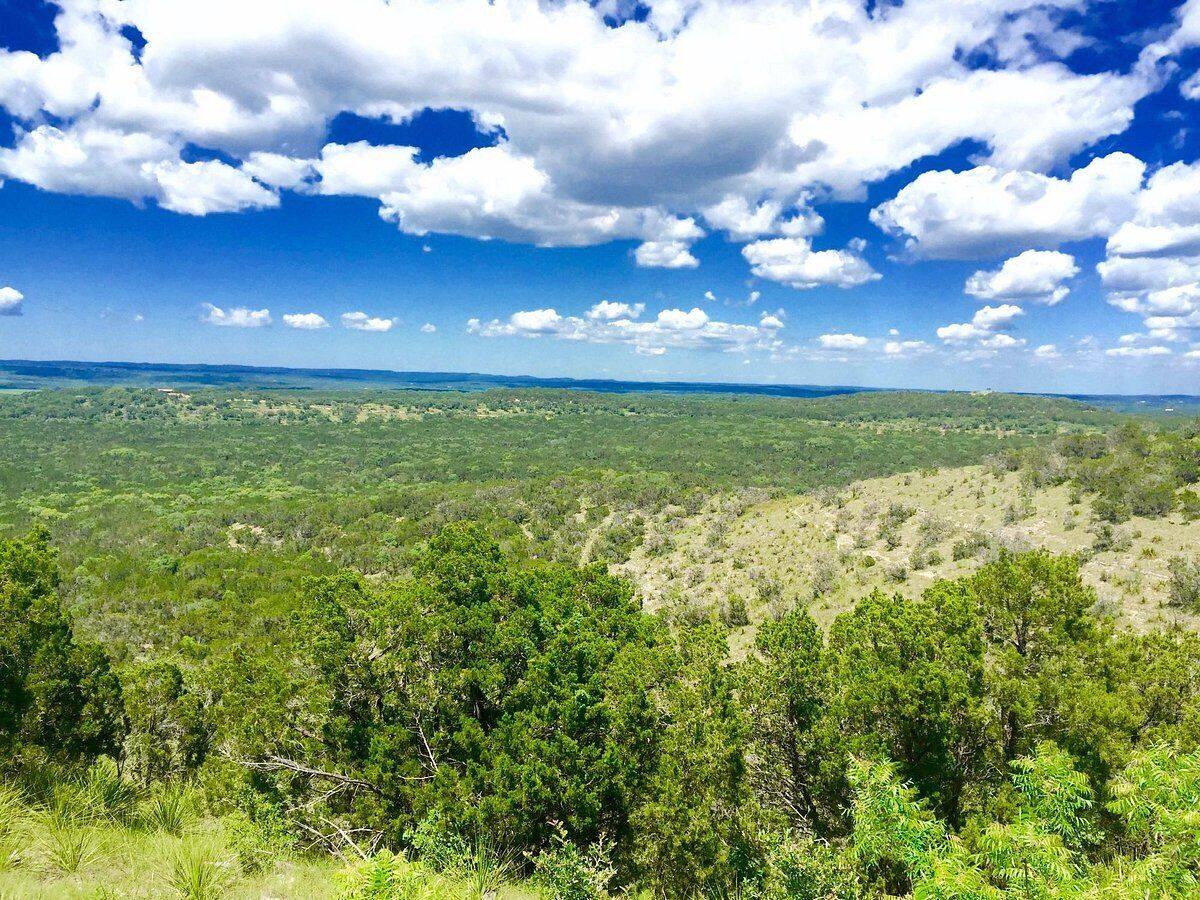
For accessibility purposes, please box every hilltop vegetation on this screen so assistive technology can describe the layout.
[2,387,1200,898]
[1012,419,1200,523]
[0,387,1114,656]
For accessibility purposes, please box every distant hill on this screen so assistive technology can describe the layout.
[0,358,870,399]
[1,357,1197,414]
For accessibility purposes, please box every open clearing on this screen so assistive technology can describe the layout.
[621,464,1200,635]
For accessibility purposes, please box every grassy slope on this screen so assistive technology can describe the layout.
[0,811,542,900]
[621,464,1200,642]
[0,820,340,899]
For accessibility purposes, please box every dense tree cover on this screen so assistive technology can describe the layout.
[210,524,670,870]
[0,388,1117,656]
[0,529,123,763]
[6,523,1199,898]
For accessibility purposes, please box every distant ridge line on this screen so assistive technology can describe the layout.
[0,358,874,399]
[0,358,1197,408]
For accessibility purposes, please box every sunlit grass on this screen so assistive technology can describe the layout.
[33,813,104,877]
[0,783,540,900]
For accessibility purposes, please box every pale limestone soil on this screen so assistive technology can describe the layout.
[619,466,1200,635]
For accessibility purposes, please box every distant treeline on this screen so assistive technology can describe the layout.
[3,358,1197,414]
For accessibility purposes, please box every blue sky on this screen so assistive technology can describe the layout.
[1,0,1200,393]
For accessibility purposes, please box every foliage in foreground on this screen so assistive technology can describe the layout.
[843,741,1200,899]
[4,522,1200,897]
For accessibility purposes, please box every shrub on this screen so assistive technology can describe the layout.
[1089,522,1132,554]
[221,808,289,874]
[878,523,902,550]
[916,514,951,547]
[952,533,989,561]
[407,814,469,874]
[883,502,916,529]
[338,850,443,900]
[750,834,855,900]
[810,557,839,598]
[722,594,750,628]
[1166,556,1200,610]
[1092,494,1132,523]
[909,547,944,571]
[1126,475,1178,518]
[1002,493,1035,525]
[532,830,614,900]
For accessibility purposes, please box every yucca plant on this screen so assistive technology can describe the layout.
[460,834,517,900]
[164,835,237,900]
[140,785,196,836]
[47,780,104,828]
[79,759,140,825]
[35,809,104,876]
[0,783,28,870]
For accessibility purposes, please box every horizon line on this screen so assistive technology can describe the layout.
[3,358,1198,403]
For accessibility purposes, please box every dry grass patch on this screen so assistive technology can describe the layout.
[621,465,1200,635]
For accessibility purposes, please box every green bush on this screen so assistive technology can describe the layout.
[951,532,989,561]
[1167,555,1200,610]
[338,851,445,900]
[406,815,469,874]
[722,594,750,628]
[532,830,614,900]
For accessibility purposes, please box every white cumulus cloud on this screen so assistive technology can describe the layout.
[937,304,1024,343]
[469,302,782,355]
[0,0,1182,279]
[818,333,869,350]
[871,153,1145,259]
[0,286,23,316]
[965,250,1079,306]
[341,311,396,332]
[1107,160,1200,258]
[282,312,329,329]
[201,303,271,327]
[883,339,932,356]
[587,300,645,321]
[634,240,700,269]
[741,237,879,290]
